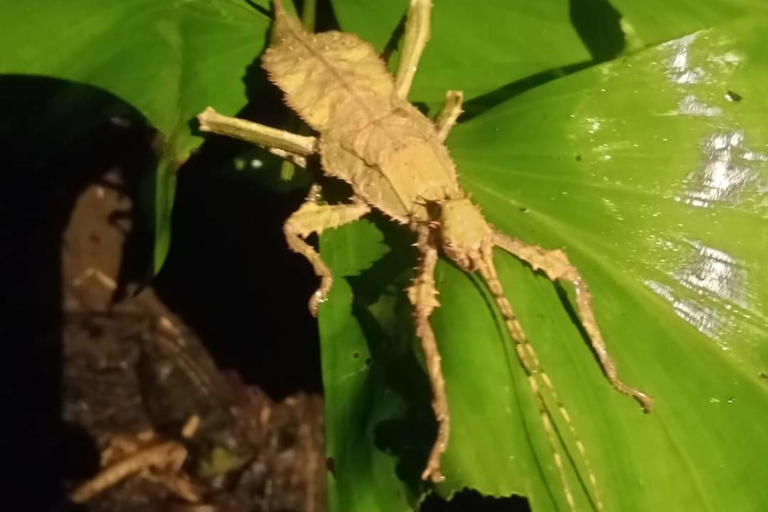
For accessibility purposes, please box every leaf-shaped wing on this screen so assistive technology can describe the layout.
[262,0,394,132]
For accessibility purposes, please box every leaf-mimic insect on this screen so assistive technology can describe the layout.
[197,1,652,509]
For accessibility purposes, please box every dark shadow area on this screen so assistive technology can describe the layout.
[420,489,531,512]
[60,421,102,481]
[554,283,615,394]
[304,0,340,32]
[158,5,324,399]
[0,70,324,510]
[243,0,271,18]
[155,70,322,399]
[569,0,625,62]
[153,146,323,399]
[460,0,625,121]
[0,74,159,510]
[460,62,593,122]
[341,211,436,497]
[381,10,407,63]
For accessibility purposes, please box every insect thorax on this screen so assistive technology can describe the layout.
[440,198,492,270]
[320,107,461,222]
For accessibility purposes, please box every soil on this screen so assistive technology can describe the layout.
[58,171,326,512]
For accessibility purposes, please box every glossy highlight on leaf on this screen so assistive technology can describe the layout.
[320,7,768,512]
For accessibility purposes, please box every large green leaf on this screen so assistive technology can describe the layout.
[610,0,768,48]
[320,12,768,512]
[330,0,592,104]
[0,0,272,271]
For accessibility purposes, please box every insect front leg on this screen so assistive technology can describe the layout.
[434,90,464,142]
[394,0,433,101]
[407,222,450,483]
[284,188,370,316]
[197,107,317,165]
[492,231,654,412]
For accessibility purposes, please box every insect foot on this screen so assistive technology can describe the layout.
[283,190,370,316]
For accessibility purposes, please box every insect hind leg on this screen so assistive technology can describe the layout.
[408,222,450,483]
[476,242,604,512]
[492,230,653,412]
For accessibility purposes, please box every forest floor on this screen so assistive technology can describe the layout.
[60,170,325,512]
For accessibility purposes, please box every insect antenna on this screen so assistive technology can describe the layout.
[476,246,604,512]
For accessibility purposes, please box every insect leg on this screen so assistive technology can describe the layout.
[492,231,653,412]
[476,243,585,512]
[284,190,370,316]
[407,222,450,483]
[197,107,318,157]
[394,0,433,101]
[434,90,464,142]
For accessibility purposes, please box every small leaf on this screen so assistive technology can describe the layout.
[0,0,272,271]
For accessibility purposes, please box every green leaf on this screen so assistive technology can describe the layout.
[320,12,768,512]
[0,0,272,271]
[330,0,592,104]
[610,0,768,48]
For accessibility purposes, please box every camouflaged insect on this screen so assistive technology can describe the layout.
[198,1,652,509]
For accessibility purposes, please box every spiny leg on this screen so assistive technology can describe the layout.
[394,0,433,101]
[475,241,586,512]
[197,107,318,158]
[284,187,370,316]
[492,231,653,412]
[434,90,464,142]
[407,222,450,483]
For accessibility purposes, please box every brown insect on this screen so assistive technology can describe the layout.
[198,0,652,509]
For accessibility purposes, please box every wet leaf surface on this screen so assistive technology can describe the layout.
[320,11,768,512]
